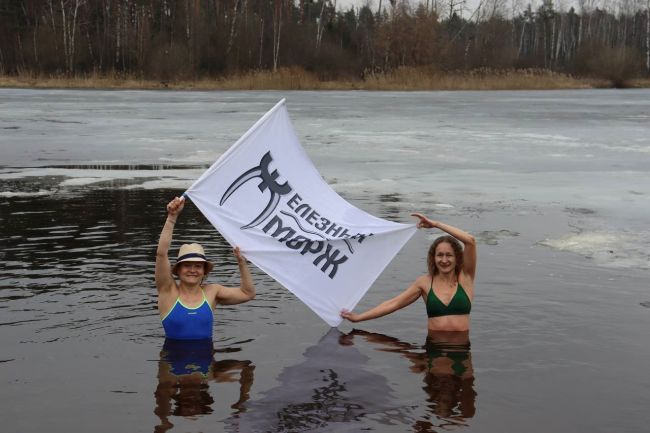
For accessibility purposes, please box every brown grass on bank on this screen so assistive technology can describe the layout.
[625,77,650,88]
[0,71,154,89]
[0,68,336,90]
[203,66,356,90]
[361,67,610,90]
[0,67,630,91]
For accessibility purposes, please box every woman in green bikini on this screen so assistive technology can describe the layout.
[341,213,477,424]
[340,212,476,334]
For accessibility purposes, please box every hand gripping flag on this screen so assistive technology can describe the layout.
[185,99,416,327]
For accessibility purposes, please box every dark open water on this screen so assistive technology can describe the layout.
[1,89,649,432]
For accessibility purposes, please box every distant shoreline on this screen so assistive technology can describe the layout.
[1,68,648,91]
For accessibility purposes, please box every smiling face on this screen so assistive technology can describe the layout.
[177,261,206,283]
[434,242,457,275]
[428,236,463,276]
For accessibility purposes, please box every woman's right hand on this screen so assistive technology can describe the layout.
[411,212,438,229]
[166,196,185,218]
[341,309,361,323]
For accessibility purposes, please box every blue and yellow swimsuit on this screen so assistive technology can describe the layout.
[161,289,213,340]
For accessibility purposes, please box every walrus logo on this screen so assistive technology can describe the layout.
[220,151,293,229]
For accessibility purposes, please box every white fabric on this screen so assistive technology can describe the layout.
[185,99,416,327]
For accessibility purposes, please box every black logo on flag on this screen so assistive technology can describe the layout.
[220,151,292,229]
[219,150,374,279]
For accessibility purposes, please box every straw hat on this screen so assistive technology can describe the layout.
[172,243,214,275]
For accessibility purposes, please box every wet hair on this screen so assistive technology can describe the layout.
[427,235,463,276]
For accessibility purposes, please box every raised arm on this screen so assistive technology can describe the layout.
[155,197,184,292]
[214,247,256,305]
[340,279,423,323]
[411,212,477,280]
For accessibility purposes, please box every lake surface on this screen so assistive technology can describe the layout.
[1,89,649,433]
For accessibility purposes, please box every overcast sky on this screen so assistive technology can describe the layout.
[333,0,589,16]
[334,0,508,13]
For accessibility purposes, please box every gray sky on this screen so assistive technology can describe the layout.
[333,1,589,16]
[334,0,510,14]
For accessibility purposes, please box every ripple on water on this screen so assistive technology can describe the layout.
[476,229,520,246]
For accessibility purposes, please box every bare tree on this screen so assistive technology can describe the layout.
[61,0,83,74]
[258,15,264,69]
[273,0,283,71]
[1,0,648,80]
[480,0,506,20]
[646,0,650,71]
[316,0,328,50]
[511,0,523,50]
[48,0,60,57]
[447,0,466,19]
[227,0,242,57]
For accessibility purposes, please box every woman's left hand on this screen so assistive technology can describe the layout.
[233,246,246,263]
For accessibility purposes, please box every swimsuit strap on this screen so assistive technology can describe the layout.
[200,287,213,308]
[175,287,209,310]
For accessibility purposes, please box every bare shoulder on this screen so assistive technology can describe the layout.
[157,279,178,295]
[459,271,475,296]
[203,283,225,301]
[459,270,474,285]
[157,282,179,310]
[414,274,431,293]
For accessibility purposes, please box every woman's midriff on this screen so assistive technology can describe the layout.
[427,315,470,333]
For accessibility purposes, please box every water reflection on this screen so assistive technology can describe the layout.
[154,338,254,433]
[348,329,476,432]
[0,189,252,340]
[226,328,409,432]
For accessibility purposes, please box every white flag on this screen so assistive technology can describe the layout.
[185,99,416,327]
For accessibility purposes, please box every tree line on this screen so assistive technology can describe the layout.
[1,0,649,83]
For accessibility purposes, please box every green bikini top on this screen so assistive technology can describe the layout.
[426,279,472,318]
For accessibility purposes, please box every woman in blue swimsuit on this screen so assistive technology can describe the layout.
[156,196,256,340]
[341,212,476,334]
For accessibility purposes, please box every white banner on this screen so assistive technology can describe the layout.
[185,99,416,327]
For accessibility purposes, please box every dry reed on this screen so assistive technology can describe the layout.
[0,67,628,91]
[360,67,609,90]
[626,77,650,88]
